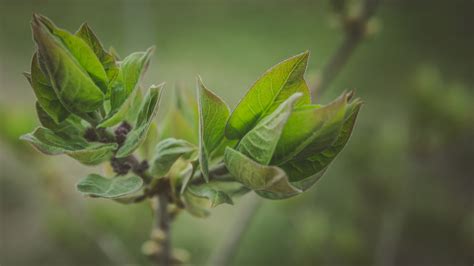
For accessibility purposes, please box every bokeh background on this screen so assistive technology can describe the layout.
[1,0,473,265]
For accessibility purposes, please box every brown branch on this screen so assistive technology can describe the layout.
[156,192,172,266]
[312,0,380,97]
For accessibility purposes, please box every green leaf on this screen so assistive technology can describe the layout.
[104,48,154,127]
[280,99,362,183]
[35,14,109,93]
[20,127,117,165]
[32,15,105,115]
[150,138,197,177]
[126,87,143,123]
[76,23,119,86]
[197,77,231,182]
[272,91,352,164]
[138,122,159,159]
[76,174,143,198]
[238,93,302,165]
[26,53,70,123]
[35,102,84,137]
[160,105,197,144]
[224,147,301,199]
[225,52,311,139]
[116,84,163,158]
[182,191,210,217]
[98,88,138,128]
[187,183,233,207]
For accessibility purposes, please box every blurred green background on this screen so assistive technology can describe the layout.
[1,0,473,265]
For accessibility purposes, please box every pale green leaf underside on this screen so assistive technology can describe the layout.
[116,83,163,158]
[20,127,117,165]
[226,51,311,139]
[76,174,143,198]
[150,138,196,177]
[224,147,301,199]
[197,77,231,182]
[238,92,302,165]
[187,183,233,208]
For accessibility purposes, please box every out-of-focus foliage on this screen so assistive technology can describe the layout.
[1,0,473,265]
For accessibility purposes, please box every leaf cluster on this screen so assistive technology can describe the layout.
[21,14,362,217]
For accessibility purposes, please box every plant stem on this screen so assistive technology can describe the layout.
[208,193,262,266]
[156,193,172,266]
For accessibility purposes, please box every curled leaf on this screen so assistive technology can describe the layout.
[150,138,197,177]
[280,99,362,183]
[272,91,352,164]
[224,147,301,199]
[238,93,302,165]
[187,184,233,208]
[20,127,117,165]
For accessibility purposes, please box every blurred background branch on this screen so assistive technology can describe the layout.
[312,0,380,97]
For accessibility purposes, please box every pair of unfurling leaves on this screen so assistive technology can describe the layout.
[21,14,362,217]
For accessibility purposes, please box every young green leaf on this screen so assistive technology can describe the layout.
[98,88,139,128]
[150,138,197,177]
[225,52,311,139]
[76,23,119,84]
[35,102,84,137]
[20,127,117,165]
[116,84,163,158]
[31,15,105,115]
[160,108,197,143]
[187,184,233,208]
[76,174,143,198]
[138,122,159,159]
[271,91,352,164]
[197,77,231,182]
[224,147,302,199]
[280,99,362,182]
[35,14,109,93]
[238,93,302,165]
[103,48,154,127]
[182,191,211,218]
[26,53,70,123]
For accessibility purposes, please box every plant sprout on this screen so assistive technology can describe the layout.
[21,14,362,265]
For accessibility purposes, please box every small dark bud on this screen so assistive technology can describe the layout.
[135,160,149,174]
[111,157,132,175]
[115,121,132,145]
[84,128,99,142]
